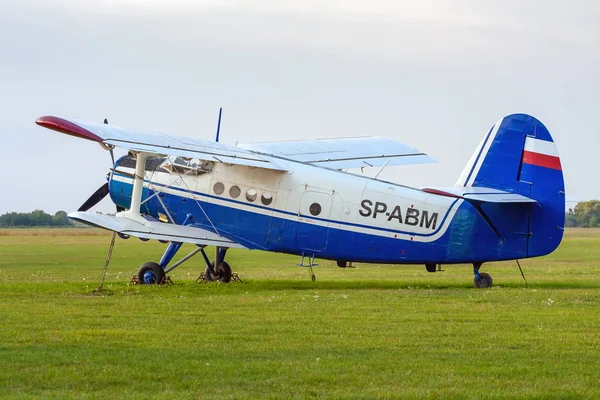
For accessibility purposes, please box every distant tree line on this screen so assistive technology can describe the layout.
[1,202,599,228]
[0,210,74,227]
[566,200,600,228]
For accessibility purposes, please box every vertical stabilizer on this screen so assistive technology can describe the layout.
[456,114,565,257]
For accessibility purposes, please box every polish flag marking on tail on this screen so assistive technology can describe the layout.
[522,137,561,171]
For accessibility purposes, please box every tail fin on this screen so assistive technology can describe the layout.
[456,114,565,257]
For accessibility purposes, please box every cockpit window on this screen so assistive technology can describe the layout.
[160,156,213,176]
[117,155,167,172]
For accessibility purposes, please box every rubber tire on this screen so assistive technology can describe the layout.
[425,263,437,273]
[137,262,165,285]
[205,261,232,283]
[474,272,493,288]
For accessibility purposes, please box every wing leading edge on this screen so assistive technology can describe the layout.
[37,116,433,170]
[36,116,286,172]
[239,136,435,169]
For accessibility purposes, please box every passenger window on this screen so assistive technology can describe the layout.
[261,193,273,206]
[246,189,257,202]
[229,185,241,199]
[213,182,225,195]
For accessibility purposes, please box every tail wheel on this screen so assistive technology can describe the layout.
[137,262,166,285]
[474,272,493,288]
[205,261,232,283]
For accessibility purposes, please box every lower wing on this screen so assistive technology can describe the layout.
[68,212,246,248]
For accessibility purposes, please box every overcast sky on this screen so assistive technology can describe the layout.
[1,0,598,214]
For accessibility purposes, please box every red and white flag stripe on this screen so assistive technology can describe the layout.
[522,137,561,171]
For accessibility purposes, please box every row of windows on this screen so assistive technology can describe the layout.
[213,182,273,206]
[212,182,324,217]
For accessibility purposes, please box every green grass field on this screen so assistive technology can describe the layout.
[1,228,599,399]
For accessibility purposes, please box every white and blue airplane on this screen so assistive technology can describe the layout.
[36,113,565,287]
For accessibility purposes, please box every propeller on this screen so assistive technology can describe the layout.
[78,182,110,212]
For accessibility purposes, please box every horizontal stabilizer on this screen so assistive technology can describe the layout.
[422,187,536,203]
[239,137,435,169]
[36,116,286,172]
[68,212,247,248]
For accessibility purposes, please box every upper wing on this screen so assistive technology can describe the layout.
[68,211,247,248]
[239,136,435,169]
[422,187,536,203]
[36,116,286,171]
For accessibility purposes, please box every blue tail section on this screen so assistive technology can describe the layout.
[457,114,565,257]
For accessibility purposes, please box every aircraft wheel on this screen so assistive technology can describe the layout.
[474,272,493,288]
[137,262,165,285]
[205,261,232,283]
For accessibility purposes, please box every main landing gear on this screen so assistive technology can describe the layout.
[473,262,493,288]
[134,244,236,285]
[130,214,239,285]
[202,247,232,283]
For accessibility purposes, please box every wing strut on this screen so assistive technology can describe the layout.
[373,159,390,179]
[118,152,151,225]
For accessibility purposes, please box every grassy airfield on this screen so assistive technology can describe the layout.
[0,228,599,399]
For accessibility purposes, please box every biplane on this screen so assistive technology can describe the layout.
[36,112,564,287]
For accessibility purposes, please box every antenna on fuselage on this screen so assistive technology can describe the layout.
[215,107,223,143]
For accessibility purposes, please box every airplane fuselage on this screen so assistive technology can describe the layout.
[109,155,530,265]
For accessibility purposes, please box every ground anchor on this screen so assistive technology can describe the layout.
[196,272,243,284]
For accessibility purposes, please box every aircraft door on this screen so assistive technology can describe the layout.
[297,191,332,252]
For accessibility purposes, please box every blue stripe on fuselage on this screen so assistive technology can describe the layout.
[109,177,529,264]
